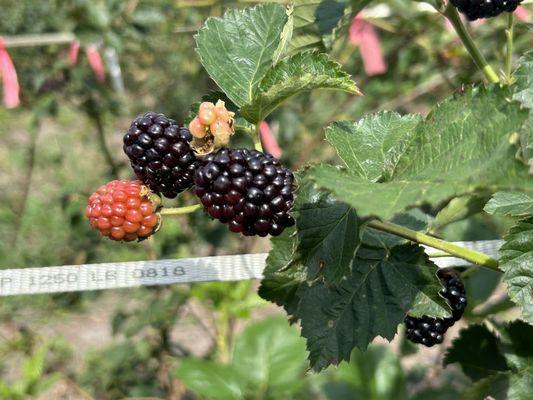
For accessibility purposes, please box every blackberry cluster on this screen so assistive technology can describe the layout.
[123,112,199,198]
[405,270,467,347]
[193,148,295,237]
[451,0,522,21]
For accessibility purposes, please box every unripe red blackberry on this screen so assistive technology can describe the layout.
[193,148,295,237]
[86,180,161,242]
[404,270,467,347]
[123,112,199,198]
[451,0,522,21]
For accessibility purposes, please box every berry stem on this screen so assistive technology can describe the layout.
[160,204,203,216]
[253,123,264,152]
[443,3,500,84]
[505,12,514,83]
[367,219,501,272]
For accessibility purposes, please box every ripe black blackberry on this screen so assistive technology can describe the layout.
[451,0,522,21]
[123,112,199,198]
[193,148,295,237]
[404,270,467,347]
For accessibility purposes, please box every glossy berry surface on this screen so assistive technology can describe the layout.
[193,148,295,237]
[404,270,467,347]
[86,180,160,242]
[451,0,522,20]
[123,112,199,198]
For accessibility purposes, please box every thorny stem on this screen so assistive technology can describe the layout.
[505,12,514,83]
[443,3,500,83]
[253,123,264,152]
[160,204,202,216]
[367,219,501,272]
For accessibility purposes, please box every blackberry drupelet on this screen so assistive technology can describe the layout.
[451,0,522,21]
[86,180,161,242]
[193,148,295,237]
[123,112,199,198]
[405,270,467,347]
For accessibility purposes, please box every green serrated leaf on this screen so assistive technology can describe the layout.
[513,52,533,109]
[325,112,422,182]
[290,0,373,53]
[444,325,509,381]
[308,164,469,220]
[299,244,449,371]
[258,227,305,319]
[309,85,532,219]
[196,4,288,107]
[499,219,533,324]
[292,177,359,283]
[272,4,294,64]
[241,51,359,123]
[484,192,533,217]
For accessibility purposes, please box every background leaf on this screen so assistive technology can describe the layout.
[175,317,308,399]
[258,227,305,319]
[484,191,533,217]
[325,112,422,182]
[196,4,288,106]
[289,0,373,53]
[308,85,532,219]
[446,321,533,400]
[299,243,449,371]
[231,317,308,397]
[499,219,533,324]
[444,325,508,381]
[323,345,407,400]
[240,51,359,123]
[513,51,533,109]
[292,178,359,283]
[175,359,245,400]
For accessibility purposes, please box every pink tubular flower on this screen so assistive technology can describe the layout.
[0,37,20,109]
[86,44,106,83]
[349,14,387,76]
[259,121,282,159]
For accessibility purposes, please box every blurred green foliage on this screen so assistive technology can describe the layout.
[0,0,531,399]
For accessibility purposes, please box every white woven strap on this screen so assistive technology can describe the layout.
[0,240,502,296]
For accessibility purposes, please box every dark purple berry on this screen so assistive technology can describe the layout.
[193,148,294,236]
[404,270,467,347]
[123,112,199,198]
[450,0,522,21]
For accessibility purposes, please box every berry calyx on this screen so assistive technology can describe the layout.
[450,0,522,21]
[193,148,295,237]
[188,100,235,155]
[86,180,161,242]
[123,112,199,199]
[404,270,467,347]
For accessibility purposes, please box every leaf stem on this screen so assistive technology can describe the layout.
[253,123,264,152]
[367,219,501,272]
[443,4,500,83]
[505,12,514,83]
[159,204,202,216]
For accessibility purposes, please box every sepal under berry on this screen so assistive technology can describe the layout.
[86,180,161,242]
[193,148,295,237]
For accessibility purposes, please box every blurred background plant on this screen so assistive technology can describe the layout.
[0,0,530,398]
